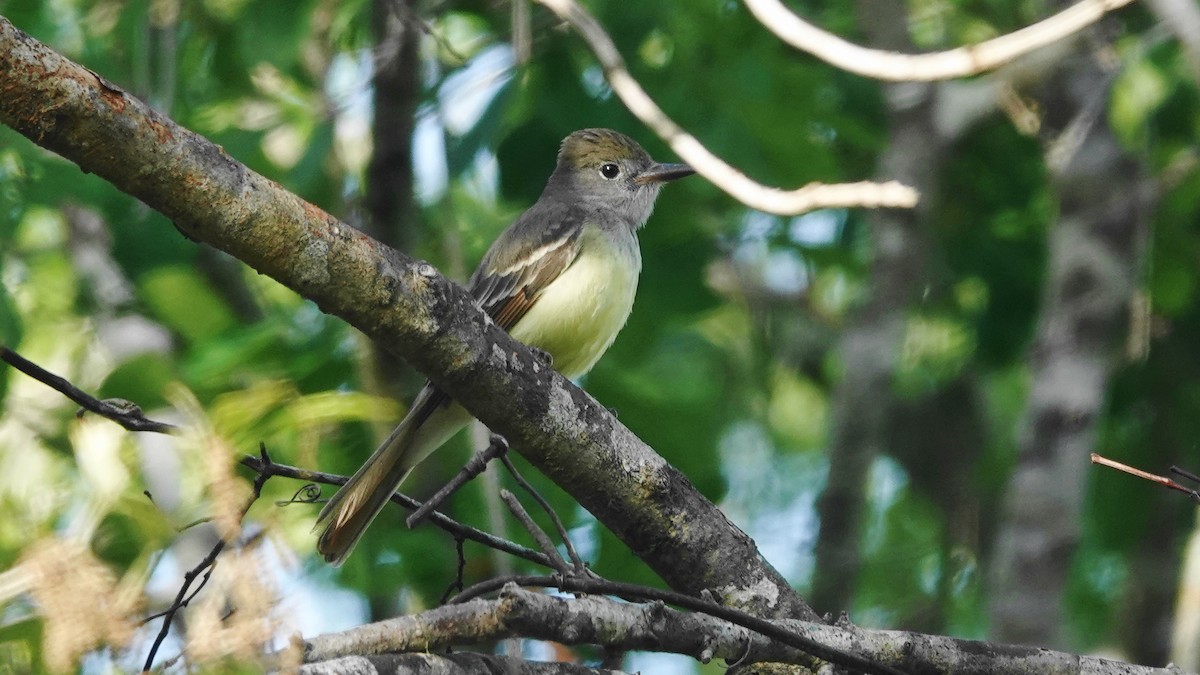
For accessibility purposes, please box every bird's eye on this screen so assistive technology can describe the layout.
[599,163,621,180]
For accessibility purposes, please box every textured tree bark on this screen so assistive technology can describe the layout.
[302,586,1188,674]
[300,653,626,675]
[0,15,813,621]
[987,52,1150,646]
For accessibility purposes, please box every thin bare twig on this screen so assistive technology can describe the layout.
[500,489,572,576]
[1090,453,1200,503]
[743,0,1134,82]
[406,435,510,528]
[0,346,176,433]
[532,0,919,216]
[500,453,586,573]
[1171,465,1200,485]
[237,453,554,568]
[439,536,469,604]
[142,443,274,671]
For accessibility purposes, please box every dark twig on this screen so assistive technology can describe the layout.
[143,443,274,671]
[450,575,907,675]
[0,345,176,433]
[406,435,510,528]
[1091,453,1200,503]
[237,453,553,569]
[1170,465,1200,485]
[439,536,468,605]
[500,453,586,573]
[499,489,572,576]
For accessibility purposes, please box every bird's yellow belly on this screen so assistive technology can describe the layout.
[508,227,640,379]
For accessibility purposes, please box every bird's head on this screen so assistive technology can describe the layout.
[547,128,694,228]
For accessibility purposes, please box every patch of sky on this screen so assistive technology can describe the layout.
[414,45,514,205]
[862,455,909,554]
[718,420,826,587]
[788,209,844,247]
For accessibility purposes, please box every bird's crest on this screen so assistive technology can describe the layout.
[557,128,649,168]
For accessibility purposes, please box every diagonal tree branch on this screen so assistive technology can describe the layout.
[0,15,812,621]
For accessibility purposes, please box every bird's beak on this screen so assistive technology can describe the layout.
[635,162,695,185]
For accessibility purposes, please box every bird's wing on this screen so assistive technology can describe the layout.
[402,204,585,425]
[468,203,585,331]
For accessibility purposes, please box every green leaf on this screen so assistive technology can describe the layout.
[139,265,236,344]
[1110,57,1170,148]
[0,615,41,675]
[0,266,22,408]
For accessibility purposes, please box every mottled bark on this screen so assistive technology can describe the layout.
[304,586,1187,675]
[301,653,625,675]
[987,53,1150,646]
[0,16,812,621]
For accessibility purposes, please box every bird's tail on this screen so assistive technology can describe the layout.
[314,388,470,565]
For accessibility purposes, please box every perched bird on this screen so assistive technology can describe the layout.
[315,128,694,565]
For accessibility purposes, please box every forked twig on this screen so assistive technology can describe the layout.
[237,453,553,568]
[532,0,919,215]
[499,489,572,576]
[142,443,273,671]
[406,435,510,528]
[500,454,586,572]
[743,0,1134,81]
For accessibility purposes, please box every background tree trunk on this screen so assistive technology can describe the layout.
[987,48,1151,646]
[810,0,945,615]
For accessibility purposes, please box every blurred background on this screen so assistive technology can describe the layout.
[1,0,1199,672]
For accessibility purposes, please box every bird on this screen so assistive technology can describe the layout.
[315,128,695,565]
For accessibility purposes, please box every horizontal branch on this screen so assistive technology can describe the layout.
[0,16,810,620]
[743,0,1134,81]
[300,653,626,675]
[305,586,1187,675]
[533,0,919,215]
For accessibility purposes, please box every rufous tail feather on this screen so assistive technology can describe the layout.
[314,418,418,566]
[314,391,472,566]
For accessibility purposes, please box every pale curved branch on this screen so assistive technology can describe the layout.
[743,0,1134,82]
[533,0,919,215]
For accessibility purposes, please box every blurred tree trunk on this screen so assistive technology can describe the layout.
[1117,336,1193,663]
[362,0,424,404]
[809,0,945,615]
[889,372,986,633]
[362,0,423,623]
[987,46,1151,646]
[1123,483,1181,664]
